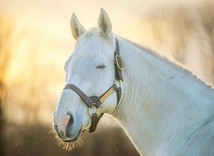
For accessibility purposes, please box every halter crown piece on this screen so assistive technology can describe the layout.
[63,38,123,133]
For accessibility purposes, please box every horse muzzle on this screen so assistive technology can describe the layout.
[53,113,83,142]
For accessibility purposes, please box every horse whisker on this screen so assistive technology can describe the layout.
[50,128,89,151]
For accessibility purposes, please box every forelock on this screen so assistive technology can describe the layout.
[83,28,113,42]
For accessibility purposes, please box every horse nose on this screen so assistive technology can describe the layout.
[65,112,74,138]
[53,112,74,139]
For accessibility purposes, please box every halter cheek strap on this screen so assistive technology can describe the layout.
[63,38,123,133]
[63,84,119,110]
[64,84,120,132]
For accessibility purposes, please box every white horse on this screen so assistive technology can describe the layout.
[53,9,214,156]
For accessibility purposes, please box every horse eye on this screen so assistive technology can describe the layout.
[96,65,106,69]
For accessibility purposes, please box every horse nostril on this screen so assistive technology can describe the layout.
[66,112,74,126]
[53,124,64,138]
[54,124,58,131]
[66,112,74,138]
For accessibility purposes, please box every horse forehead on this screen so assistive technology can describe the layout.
[78,38,105,50]
[66,31,115,68]
[66,43,109,69]
[74,40,113,60]
[80,39,101,53]
[76,30,114,51]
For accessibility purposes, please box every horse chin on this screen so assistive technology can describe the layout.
[62,127,82,142]
[53,127,89,151]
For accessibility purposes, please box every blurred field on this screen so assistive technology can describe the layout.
[4,122,139,156]
[0,0,214,156]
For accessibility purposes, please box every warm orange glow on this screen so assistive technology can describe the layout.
[1,0,213,125]
[1,0,214,155]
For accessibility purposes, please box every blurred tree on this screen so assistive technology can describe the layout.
[0,14,13,156]
[0,84,5,156]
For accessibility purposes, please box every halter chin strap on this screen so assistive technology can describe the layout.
[63,38,123,133]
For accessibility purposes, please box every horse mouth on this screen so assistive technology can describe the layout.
[62,127,82,142]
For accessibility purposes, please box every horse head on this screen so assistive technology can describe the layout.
[53,9,123,149]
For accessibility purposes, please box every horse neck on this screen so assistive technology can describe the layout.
[113,37,214,156]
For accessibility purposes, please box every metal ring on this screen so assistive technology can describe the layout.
[88,106,98,117]
[115,55,124,70]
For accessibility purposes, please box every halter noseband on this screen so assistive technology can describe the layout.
[63,38,123,133]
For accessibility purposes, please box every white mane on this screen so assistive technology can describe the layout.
[124,37,214,92]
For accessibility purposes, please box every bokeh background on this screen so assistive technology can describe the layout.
[0,0,214,156]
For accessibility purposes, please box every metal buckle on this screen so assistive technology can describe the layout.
[115,55,124,70]
[114,78,122,88]
[88,105,98,117]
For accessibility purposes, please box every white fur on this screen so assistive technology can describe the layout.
[113,38,214,156]
[54,9,214,156]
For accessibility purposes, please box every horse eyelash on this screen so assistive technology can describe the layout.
[96,64,106,69]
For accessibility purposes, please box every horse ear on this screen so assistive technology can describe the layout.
[98,8,112,36]
[70,13,85,40]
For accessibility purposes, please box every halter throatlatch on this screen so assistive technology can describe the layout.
[63,38,123,133]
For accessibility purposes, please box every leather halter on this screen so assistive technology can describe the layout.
[63,38,123,133]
